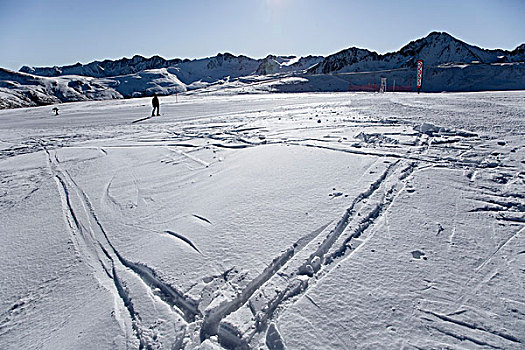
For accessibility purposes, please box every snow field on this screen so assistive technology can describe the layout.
[0,91,523,349]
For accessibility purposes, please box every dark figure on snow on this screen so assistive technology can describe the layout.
[52,107,59,116]
[152,94,160,116]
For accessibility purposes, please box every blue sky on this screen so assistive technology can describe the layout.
[0,0,523,70]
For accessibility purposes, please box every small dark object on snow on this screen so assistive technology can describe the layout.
[411,250,426,259]
[317,119,321,123]
[52,107,59,115]
[152,94,160,116]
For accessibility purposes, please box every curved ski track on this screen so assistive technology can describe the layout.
[44,146,198,349]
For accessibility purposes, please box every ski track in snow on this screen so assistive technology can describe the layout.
[192,214,212,225]
[1,92,524,349]
[44,147,196,348]
[164,230,202,255]
[213,155,420,349]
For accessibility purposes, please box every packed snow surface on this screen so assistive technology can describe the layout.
[0,91,524,349]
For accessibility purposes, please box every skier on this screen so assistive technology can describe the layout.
[152,94,160,116]
[52,107,59,116]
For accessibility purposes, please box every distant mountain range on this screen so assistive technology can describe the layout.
[1,32,524,109]
[309,32,525,74]
[18,53,324,81]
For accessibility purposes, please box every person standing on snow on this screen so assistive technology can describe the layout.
[152,94,160,116]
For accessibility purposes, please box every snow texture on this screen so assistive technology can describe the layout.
[0,91,523,349]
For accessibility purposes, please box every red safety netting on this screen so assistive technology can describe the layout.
[348,84,413,92]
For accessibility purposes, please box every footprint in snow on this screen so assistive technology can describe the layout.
[411,250,427,260]
[329,192,344,198]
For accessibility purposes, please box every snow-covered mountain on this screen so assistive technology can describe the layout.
[20,55,182,78]
[0,53,323,108]
[168,53,261,84]
[19,52,319,83]
[19,53,261,82]
[309,31,525,74]
[0,68,122,109]
[255,55,324,75]
[1,32,524,109]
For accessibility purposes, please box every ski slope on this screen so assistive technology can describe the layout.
[0,91,523,349]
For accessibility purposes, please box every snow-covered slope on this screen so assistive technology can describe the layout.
[0,92,523,349]
[109,68,187,97]
[0,68,191,109]
[255,55,324,75]
[167,53,260,85]
[186,62,525,95]
[2,53,264,108]
[0,68,121,109]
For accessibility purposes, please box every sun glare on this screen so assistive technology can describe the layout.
[266,0,286,10]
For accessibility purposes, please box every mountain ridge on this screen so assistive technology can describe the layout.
[1,31,524,109]
[19,31,525,78]
[308,31,525,74]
